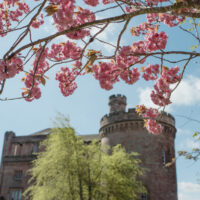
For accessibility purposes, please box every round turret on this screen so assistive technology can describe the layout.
[100,95,177,200]
[109,94,126,113]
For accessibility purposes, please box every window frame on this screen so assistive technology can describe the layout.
[33,143,38,154]
[9,188,22,200]
[140,193,148,200]
[14,170,23,181]
[162,149,166,165]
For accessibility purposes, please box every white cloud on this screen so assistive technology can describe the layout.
[178,138,199,150]
[180,181,200,192]
[90,23,116,41]
[43,17,56,34]
[176,128,191,135]
[178,182,200,200]
[171,76,200,106]
[137,76,200,110]
[90,23,127,54]
[137,87,159,108]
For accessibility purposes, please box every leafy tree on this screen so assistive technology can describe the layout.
[1,0,200,133]
[25,119,145,200]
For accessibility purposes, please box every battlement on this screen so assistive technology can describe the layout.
[109,94,126,101]
[101,95,175,135]
[109,94,127,113]
[100,108,175,128]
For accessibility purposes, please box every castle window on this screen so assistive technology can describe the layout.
[33,143,38,153]
[140,193,147,200]
[10,189,22,200]
[14,170,23,181]
[162,150,166,165]
[14,145,18,156]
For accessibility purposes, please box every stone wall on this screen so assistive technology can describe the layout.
[100,94,177,200]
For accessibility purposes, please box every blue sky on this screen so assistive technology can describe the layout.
[0,1,200,199]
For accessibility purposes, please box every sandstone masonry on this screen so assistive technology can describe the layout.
[0,94,177,200]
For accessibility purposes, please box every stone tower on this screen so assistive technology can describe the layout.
[100,94,177,200]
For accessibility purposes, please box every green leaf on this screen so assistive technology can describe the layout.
[193,132,199,137]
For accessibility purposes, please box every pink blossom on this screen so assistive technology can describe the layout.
[162,66,181,84]
[84,0,99,7]
[145,31,168,51]
[120,68,140,85]
[159,13,185,27]
[31,14,44,29]
[145,0,169,6]
[93,62,119,90]
[48,43,65,61]
[23,87,41,102]
[145,119,163,135]
[62,41,82,60]
[142,64,160,81]
[102,0,114,4]
[151,77,171,106]
[55,67,77,96]
[0,57,23,81]
[142,108,160,118]
[18,3,30,13]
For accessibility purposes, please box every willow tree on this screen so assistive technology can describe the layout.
[25,120,145,200]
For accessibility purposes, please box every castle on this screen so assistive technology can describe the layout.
[0,95,177,200]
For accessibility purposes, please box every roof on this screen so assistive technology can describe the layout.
[29,128,99,141]
[29,128,52,136]
[80,134,99,141]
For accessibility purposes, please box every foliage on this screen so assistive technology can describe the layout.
[1,0,200,134]
[178,132,200,161]
[25,118,145,200]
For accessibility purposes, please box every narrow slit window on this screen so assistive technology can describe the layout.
[162,150,166,165]
[14,145,18,156]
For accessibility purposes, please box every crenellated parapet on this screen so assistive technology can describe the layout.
[109,94,126,113]
[100,96,176,138]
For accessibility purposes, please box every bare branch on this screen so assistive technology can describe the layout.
[10,1,199,58]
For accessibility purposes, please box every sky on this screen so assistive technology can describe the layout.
[0,1,200,200]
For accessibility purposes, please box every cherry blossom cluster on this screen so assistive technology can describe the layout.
[93,62,119,90]
[50,0,95,40]
[131,23,156,36]
[136,105,163,134]
[145,119,163,135]
[0,1,30,36]
[31,14,44,29]
[147,13,185,27]
[151,66,181,106]
[93,46,141,90]
[84,0,99,7]
[0,56,23,82]
[48,41,82,61]
[145,31,168,51]
[55,67,78,96]
[132,31,168,53]
[22,48,49,101]
[84,0,115,5]
[145,0,169,6]
[0,0,196,135]
[93,61,140,89]
[142,64,160,81]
